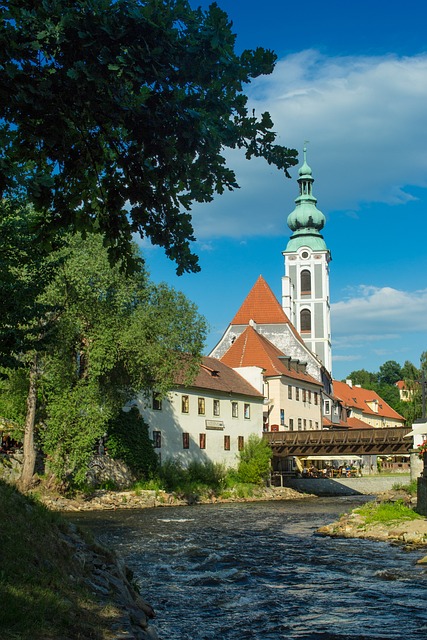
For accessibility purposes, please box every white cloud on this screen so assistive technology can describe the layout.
[190,50,427,239]
[332,286,427,335]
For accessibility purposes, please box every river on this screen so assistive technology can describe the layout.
[69,496,427,640]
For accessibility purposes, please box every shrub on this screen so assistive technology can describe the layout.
[187,460,226,488]
[237,434,272,485]
[106,407,159,479]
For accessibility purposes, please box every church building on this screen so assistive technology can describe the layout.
[209,148,334,431]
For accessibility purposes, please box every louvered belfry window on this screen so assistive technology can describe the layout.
[301,269,311,294]
[300,309,311,332]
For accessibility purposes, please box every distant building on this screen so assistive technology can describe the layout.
[333,379,405,429]
[395,380,417,402]
[136,356,264,468]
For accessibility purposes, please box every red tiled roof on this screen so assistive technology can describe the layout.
[231,275,291,325]
[332,380,404,421]
[176,356,263,398]
[221,326,322,386]
[346,416,372,429]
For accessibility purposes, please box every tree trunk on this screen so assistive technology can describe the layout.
[18,355,38,491]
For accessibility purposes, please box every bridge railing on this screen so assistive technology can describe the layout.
[262,426,412,456]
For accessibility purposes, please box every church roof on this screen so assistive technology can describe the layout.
[333,380,404,422]
[231,275,292,326]
[221,326,322,386]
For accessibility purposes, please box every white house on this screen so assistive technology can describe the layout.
[136,356,265,468]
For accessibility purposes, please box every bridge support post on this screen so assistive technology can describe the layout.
[417,452,427,516]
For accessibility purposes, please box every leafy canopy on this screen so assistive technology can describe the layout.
[0,0,298,273]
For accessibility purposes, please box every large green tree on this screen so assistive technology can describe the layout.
[1,223,206,488]
[0,0,297,273]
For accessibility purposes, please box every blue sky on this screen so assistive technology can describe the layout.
[140,0,427,381]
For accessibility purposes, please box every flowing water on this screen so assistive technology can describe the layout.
[70,497,427,640]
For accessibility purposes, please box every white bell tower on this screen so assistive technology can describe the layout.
[282,147,332,374]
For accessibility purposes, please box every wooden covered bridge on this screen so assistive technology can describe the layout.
[263,426,413,458]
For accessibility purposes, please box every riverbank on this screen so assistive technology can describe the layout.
[317,488,427,552]
[0,479,160,640]
[37,484,315,512]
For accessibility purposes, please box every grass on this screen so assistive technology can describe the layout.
[355,500,423,526]
[392,479,418,495]
[0,479,121,639]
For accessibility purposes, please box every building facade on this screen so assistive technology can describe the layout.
[136,357,265,468]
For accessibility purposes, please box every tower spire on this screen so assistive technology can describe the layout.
[285,145,327,252]
[281,148,332,374]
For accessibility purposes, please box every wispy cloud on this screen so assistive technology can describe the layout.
[190,51,427,239]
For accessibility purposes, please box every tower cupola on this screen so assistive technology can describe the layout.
[286,146,327,252]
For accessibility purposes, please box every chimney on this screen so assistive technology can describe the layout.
[346,379,353,388]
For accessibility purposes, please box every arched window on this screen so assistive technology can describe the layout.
[300,269,311,294]
[300,308,311,333]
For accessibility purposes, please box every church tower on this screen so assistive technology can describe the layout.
[282,147,332,374]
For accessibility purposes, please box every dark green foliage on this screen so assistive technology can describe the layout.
[377,360,402,386]
[106,407,159,479]
[344,369,378,386]
[0,0,297,274]
[237,434,272,485]
[157,458,226,492]
[344,357,425,422]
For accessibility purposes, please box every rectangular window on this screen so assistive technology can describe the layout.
[224,435,230,451]
[198,397,205,415]
[288,385,292,400]
[152,392,162,411]
[213,399,220,416]
[289,418,294,431]
[244,403,250,419]
[181,395,189,413]
[308,391,311,403]
[302,389,307,402]
[303,419,307,430]
[296,387,300,401]
[309,420,312,429]
[152,431,161,448]
[183,433,190,449]
[199,433,206,449]
[315,421,319,430]
[280,409,285,426]
[298,418,302,430]
[324,400,330,414]
[314,392,318,406]
[238,436,244,451]
[232,401,238,418]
